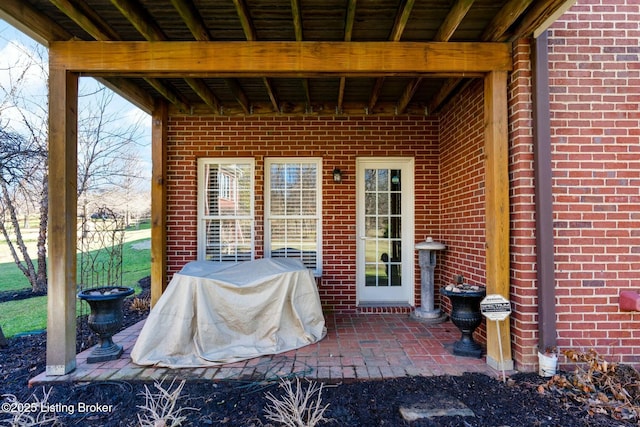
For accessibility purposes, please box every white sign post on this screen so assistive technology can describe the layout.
[480,294,512,382]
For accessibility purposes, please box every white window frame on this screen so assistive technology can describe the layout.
[197,158,255,261]
[265,157,323,276]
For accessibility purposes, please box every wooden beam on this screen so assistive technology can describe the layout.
[232,0,257,41]
[144,77,191,113]
[369,0,415,111]
[150,100,167,307]
[0,0,72,45]
[402,0,472,114]
[290,0,304,41]
[170,0,210,41]
[389,0,416,42]
[513,0,576,39]
[426,77,464,114]
[481,0,534,42]
[233,0,279,112]
[110,0,166,41]
[484,70,513,371]
[396,77,422,114]
[50,41,513,76]
[434,0,475,42]
[337,0,358,112]
[50,0,120,41]
[46,68,78,375]
[185,77,221,112]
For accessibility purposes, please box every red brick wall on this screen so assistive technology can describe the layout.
[546,0,640,365]
[436,79,489,345]
[508,39,539,369]
[165,116,439,312]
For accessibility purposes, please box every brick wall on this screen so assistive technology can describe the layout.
[165,116,439,312]
[547,0,640,365]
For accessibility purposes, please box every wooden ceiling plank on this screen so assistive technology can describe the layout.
[0,0,72,45]
[289,0,311,109]
[434,0,475,42]
[389,0,416,42]
[262,78,280,112]
[145,77,190,113]
[111,0,199,112]
[110,0,166,42]
[185,77,221,112]
[427,77,463,114]
[481,0,535,42]
[338,0,358,113]
[96,77,154,114]
[396,77,422,114]
[49,0,120,41]
[233,0,257,41]
[170,0,210,41]
[512,0,575,39]
[290,0,303,42]
[224,79,251,114]
[50,41,513,76]
[421,0,476,114]
[369,0,416,111]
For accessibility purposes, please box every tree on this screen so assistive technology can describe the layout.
[0,36,149,293]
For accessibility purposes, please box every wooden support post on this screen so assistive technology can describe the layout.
[150,100,167,306]
[46,67,78,375]
[484,71,514,371]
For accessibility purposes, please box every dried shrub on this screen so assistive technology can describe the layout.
[539,348,640,422]
[0,387,59,426]
[129,297,150,313]
[264,378,331,427]
[137,378,197,427]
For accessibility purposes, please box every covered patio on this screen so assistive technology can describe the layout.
[0,0,578,377]
[30,313,500,385]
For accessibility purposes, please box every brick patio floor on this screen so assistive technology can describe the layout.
[30,313,505,385]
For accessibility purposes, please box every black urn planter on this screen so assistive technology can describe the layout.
[442,287,486,358]
[78,286,134,363]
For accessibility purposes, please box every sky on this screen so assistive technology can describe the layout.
[0,19,152,176]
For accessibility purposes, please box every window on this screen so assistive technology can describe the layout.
[265,158,322,276]
[198,158,254,261]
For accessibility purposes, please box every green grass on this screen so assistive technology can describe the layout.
[0,228,151,338]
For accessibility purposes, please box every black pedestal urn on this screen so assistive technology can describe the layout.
[442,286,486,358]
[78,286,134,363]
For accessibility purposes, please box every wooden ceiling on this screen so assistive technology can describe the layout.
[1,0,572,115]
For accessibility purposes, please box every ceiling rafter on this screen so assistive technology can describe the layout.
[49,0,120,41]
[109,0,192,112]
[367,0,415,113]
[511,0,574,40]
[232,0,280,112]
[398,0,475,114]
[170,0,252,114]
[337,0,358,114]
[481,0,535,42]
[290,0,312,110]
[0,0,72,45]
[427,0,534,114]
[46,0,185,112]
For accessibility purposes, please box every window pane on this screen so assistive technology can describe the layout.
[199,159,254,261]
[266,159,320,273]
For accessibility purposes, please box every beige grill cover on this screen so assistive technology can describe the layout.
[131,258,326,368]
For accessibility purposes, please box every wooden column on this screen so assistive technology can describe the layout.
[150,100,167,306]
[484,71,514,370]
[46,67,78,375]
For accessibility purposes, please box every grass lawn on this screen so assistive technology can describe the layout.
[0,226,151,338]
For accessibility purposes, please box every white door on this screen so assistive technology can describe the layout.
[356,158,414,305]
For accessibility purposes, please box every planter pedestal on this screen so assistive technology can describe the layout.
[78,286,134,363]
[442,287,486,358]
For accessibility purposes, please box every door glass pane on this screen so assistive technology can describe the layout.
[364,168,402,288]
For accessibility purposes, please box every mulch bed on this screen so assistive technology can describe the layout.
[0,277,634,426]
